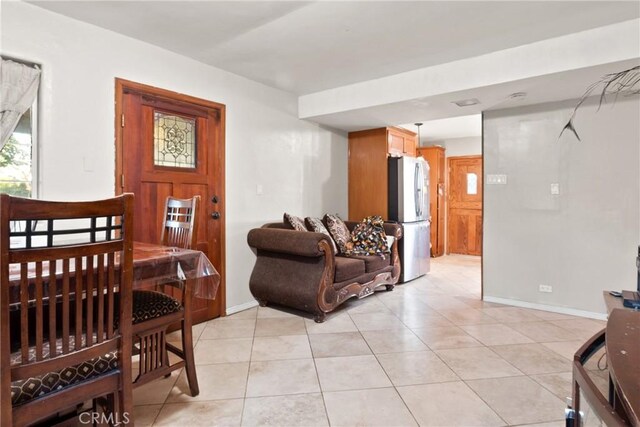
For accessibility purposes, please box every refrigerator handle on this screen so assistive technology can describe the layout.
[414,163,421,217]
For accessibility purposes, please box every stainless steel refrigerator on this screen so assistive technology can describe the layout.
[388,156,431,282]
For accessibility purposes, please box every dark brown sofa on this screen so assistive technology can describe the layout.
[247,221,402,322]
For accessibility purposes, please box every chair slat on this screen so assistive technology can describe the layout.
[96,254,105,343]
[20,264,29,364]
[107,252,115,339]
[62,258,70,354]
[34,262,44,361]
[48,260,57,358]
[86,256,94,346]
[74,256,83,351]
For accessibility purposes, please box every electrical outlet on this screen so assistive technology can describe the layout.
[539,284,553,293]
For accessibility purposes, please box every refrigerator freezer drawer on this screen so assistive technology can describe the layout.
[399,221,431,283]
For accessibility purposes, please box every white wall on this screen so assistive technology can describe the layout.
[1,2,348,312]
[483,96,640,316]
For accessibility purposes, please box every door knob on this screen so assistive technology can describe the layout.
[211,212,220,220]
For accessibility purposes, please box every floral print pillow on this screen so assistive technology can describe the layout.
[350,215,390,258]
[283,213,307,232]
[324,214,353,254]
[305,217,338,254]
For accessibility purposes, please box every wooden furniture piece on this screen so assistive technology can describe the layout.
[348,127,417,221]
[0,194,134,426]
[131,195,201,396]
[416,146,446,257]
[247,221,402,323]
[569,309,639,426]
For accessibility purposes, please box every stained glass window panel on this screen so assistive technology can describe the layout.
[154,112,196,168]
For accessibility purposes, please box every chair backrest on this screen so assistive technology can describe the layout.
[0,193,134,426]
[160,196,200,249]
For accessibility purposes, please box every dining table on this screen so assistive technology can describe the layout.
[7,241,221,306]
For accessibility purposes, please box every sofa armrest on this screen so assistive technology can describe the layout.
[247,228,333,257]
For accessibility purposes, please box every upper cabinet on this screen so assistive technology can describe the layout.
[387,127,417,157]
[348,127,417,221]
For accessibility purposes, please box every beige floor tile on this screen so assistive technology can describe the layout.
[397,312,455,329]
[530,372,573,400]
[154,399,243,427]
[349,312,408,331]
[246,359,320,397]
[201,318,256,339]
[304,312,358,334]
[377,351,459,386]
[224,307,258,320]
[132,404,162,427]
[361,329,429,353]
[412,325,483,349]
[166,322,206,343]
[254,317,307,337]
[397,381,504,426]
[345,296,393,314]
[251,334,312,361]
[257,305,300,319]
[133,369,181,405]
[308,332,372,358]
[167,362,248,402]
[315,354,392,391]
[425,296,474,311]
[515,422,566,427]
[467,376,566,425]
[541,341,584,360]
[460,324,534,346]
[241,393,329,427]
[194,338,253,364]
[435,347,523,380]
[482,307,544,323]
[549,318,606,340]
[323,388,417,427]
[439,308,500,325]
[529,310,578,321]
[506,321,577,342]
[490,343,571,375]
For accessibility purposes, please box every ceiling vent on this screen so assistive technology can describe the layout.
[452,98,480,107]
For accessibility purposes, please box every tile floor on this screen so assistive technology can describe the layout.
[131,255,607,426]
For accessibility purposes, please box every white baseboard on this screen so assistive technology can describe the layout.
[225,300,259,316]
[483,296,608,321]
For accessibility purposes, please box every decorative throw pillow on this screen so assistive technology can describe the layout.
[324,214,353,254]
[351,216,390,258]
[283,213,307,232]
[305,217,338,253]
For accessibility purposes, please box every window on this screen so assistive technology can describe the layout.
[0,106,36,197]
[466,172,478,195]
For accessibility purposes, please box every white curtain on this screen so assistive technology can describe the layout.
[0,59,41,150]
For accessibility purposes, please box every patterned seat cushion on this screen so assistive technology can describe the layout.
[132,290,183,324]
[11,351,117,407]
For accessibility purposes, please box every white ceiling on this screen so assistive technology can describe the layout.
[401,115,482,143]
[29,1,640,95]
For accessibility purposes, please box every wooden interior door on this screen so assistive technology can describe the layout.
[116,79,225,323]
[447,156,482,256]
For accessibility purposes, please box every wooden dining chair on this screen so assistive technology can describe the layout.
[0,193,135,426]
[131,195,200,396]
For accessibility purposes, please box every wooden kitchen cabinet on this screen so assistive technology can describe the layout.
[416,146,445,257]
[348,127,417,221]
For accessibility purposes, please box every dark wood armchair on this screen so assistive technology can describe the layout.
[0,193,135,426]
[132,195,200,396]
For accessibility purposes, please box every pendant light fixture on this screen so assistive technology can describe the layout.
[415,122,423,147]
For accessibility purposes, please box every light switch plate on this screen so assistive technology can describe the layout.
[487,174,507,185]
[550,183,560,195]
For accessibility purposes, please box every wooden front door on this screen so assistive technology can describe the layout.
[115,79,225,323]
[447,156,482,256]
